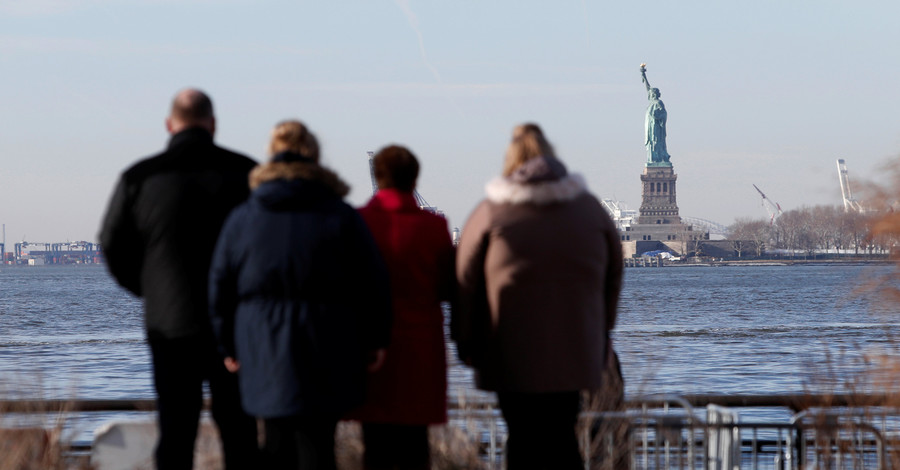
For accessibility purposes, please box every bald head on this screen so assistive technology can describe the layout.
[166,88,216,135]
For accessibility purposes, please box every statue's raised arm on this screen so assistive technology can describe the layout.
[640,63,651,94]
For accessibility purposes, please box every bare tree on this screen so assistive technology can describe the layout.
[845,211,871,255]
[728,217,769,258]
[727,204,882,258]
[774,209,807,256]
[745,220,771,257]
[808,205,839,254]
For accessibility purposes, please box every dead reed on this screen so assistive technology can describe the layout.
[0,400,91,470]
[335,421,485,470]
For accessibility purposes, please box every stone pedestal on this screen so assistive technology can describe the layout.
[638,165,681,225]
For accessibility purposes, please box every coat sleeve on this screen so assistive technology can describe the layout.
[98,176,144,296]
[347,209,393,350]
[208,211,241,359]
[453,201,492,365]
[602,215,624,331]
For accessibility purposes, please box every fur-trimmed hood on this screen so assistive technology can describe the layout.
[249,161,350,211]
[250,161,350,196]
[485,173,588,205]
[485,155,588,205]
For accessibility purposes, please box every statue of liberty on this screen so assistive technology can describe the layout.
[640,64,671,165]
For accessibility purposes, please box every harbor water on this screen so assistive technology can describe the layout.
[1,263,898,442]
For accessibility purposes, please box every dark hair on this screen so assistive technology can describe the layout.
[373,145,419,192]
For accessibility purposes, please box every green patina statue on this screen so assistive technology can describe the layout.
[641,64,672,166]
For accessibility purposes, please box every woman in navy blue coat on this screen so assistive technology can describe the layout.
[209,120,392,469]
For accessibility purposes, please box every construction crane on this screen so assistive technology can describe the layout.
[367,151,379,195]
[753,184,783,225]
[836,159,864,213]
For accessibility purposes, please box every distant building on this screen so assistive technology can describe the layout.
[14,241,101,265]
[601,199,637,232]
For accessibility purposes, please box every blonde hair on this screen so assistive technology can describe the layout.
[268,120,320,161]
[503,123,556,176]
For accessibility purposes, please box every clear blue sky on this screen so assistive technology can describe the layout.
[2,1,899,243]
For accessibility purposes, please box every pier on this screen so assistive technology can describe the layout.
[625,255,665,268]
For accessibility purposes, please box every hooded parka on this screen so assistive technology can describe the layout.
[454,156,623,393]
[209,154,392,419]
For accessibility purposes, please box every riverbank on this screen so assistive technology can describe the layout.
[622,257,893,268]
[678,258,892,267]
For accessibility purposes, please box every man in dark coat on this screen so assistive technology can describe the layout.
[99,88,258,469]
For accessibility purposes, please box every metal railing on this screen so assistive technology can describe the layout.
[6,394,900,469]
[447,394,900,469]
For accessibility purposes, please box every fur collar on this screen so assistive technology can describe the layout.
[249,161,349,197]
[485,173,588,205]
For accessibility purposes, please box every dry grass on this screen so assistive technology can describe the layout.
[0,404,91,470]
[335,421,485,470]
[577,353,629,470]
[0,427,65,470]
[427,424,485,470]
[0,410,484,470]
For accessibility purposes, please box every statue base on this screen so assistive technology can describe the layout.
[615,161,710,257]
[637,166,680,225]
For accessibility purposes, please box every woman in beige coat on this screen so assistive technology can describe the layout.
[454,123,623,469]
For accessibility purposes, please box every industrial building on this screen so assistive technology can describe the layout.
[8,241,101,265]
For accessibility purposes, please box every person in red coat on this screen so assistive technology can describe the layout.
[348,145,456,470]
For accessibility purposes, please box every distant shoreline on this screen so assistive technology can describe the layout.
[668,258,893,268]
[0,263,106,269]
